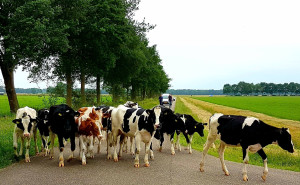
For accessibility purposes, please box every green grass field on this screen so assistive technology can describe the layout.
[193,96,300,121]
[0,95,159,169]
[174,97,300,172]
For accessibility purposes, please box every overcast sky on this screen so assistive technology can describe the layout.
[1,0,300,90]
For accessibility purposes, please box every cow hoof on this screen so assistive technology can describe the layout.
[200,168,204,172]
[134,164,140,168]
[59,161,64,167]
[189,151,192,154]
[261,175,267,181]
[243,175,248,181]
[225,172,230,176]
[158,147,162,152]
[82,161,86,165]
[171,152,175,155]
[150,156,154,160]
[174,146,178,149]
[114,158,118,162]
[144,163,150,167]
[25,158,30,163]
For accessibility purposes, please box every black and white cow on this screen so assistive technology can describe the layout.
[110,105,161,167]
[175,113,207,154]
[200,113,295,181]
[123,101,139,109]
[96,105,114,154]
[48,104,79,167]
[12,106,38,162]
[154,106,186,155]
[37,108,50,156]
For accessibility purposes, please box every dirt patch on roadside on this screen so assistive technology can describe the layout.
[180,96,300,147]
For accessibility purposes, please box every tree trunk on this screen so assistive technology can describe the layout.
[80,71,86,105]
[96,75,101,105]
[66,70,72,107]
[0,63,19,113]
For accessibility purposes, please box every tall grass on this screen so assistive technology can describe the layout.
[194,96,300,121]
[175,97,300,172]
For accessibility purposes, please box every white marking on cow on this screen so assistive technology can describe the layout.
[242,117,259,129]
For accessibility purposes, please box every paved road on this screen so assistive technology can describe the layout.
[0,99,299,185]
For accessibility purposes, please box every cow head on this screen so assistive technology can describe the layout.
[55,109,79,135]
[194,122,208,137]
[146,106,161,129]
[124,101,139,109]
[13,113,36,138]
[278,128,294,153]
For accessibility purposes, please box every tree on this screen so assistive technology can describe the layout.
[0,0,68,112]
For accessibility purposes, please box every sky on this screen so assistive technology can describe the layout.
[1,0,300,90]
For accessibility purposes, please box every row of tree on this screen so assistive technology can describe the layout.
[1,0,170,113]
[223,82,300,95]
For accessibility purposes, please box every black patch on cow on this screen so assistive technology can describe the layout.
[138,109,155,135]
[123,109,136,133]
[136,109,144,116]
[133,116,136,123]
[37,109,50,137]
[217,115,246,145]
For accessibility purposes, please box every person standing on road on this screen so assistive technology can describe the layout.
[159,94,163,105]
[168,94,173,107]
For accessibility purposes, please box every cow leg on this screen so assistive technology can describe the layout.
[122,136,128,153]
[242,147,250,181]
[87,136,94,159]
[79,136,87,165]
[130,137,135,155]
[188,135,194,154]
[200,132,218,172]
[25,137,31,162]
[106,132,113,160]
[43,136,50,156]
[170,134,175,155]
[58,136,64,167]
[144,142,151,167]
[97,137,101,154]
[41,135,45,154]
[219,141,229,176]
[49,131,55,159]
[68,133,76,162]
[183,133,190,151]
[257,149,268,181]
[33,126,39,155]
[134,133,141,168]
[175,131,181,151]
[119,134,126,159]
[19,136,24,156]
[112,132,119,162]
[13,132,19,157]
[158,132,164,152]
[149,142,154,160]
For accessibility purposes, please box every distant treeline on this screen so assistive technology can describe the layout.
[223,82,300,96]
[166,89,223,95]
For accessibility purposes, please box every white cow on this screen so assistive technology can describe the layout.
[12,106,38,162]
[110,105,161,167]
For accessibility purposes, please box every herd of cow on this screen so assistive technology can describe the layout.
[12,101,294,181]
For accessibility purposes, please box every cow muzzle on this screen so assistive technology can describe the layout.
[23,133,30,138]
[154,123,160,129]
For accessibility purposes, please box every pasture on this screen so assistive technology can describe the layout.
[193,96,300,121]
[176,96,300,172]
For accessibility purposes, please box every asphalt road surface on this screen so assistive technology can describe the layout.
[0,99,299,185]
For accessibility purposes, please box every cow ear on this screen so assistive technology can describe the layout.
[74,111,80,117]
[13,119,21,124]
